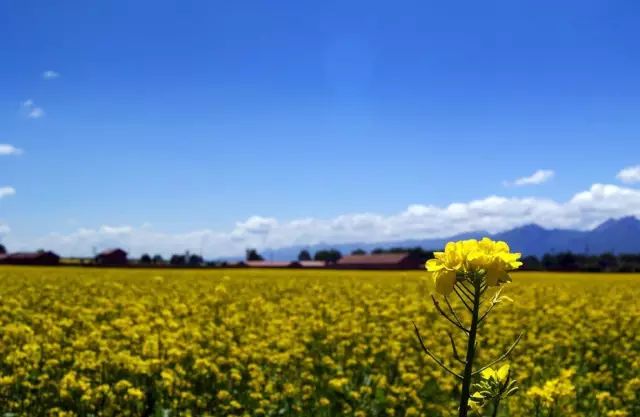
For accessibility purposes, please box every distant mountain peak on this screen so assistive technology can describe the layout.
[510,223,546,233]
[593,216,640,233]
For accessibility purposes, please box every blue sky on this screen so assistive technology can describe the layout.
[2,0,640,256]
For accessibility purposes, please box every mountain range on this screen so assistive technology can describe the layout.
[261,216,640,260]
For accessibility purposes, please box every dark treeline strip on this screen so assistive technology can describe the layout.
[521,252,640,272]
[92,248,640,272]
[347,247,640,272]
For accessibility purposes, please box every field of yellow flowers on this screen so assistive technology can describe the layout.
[0,266,638,417]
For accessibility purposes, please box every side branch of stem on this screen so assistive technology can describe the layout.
[458,282,475,300]
[447,331,466,364]
[432,295,470,334]
[453,286,473,312]
[445,296,467,328]
[478,302,497,326]
[412,322,463,380]
[473,332,524,376]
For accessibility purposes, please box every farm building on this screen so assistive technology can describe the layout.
[0,251,60,266]
[335,253,424,270]
[95,248,128,266]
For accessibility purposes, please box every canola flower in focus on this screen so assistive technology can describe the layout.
[427,238,523,296]
[0,266,637,417]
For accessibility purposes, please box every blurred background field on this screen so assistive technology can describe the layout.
[0,266,638,417]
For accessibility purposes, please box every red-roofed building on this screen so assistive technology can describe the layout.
[0,251,60,266]
[245,261,301,268]
[335,253,423,270]
[95,248,128,266]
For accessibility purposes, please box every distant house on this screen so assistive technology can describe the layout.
[335,253,424,270]
[245,261,301,268]
[0,251,60,266]
[95,248,128,266]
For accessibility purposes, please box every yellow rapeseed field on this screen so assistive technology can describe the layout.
[0,266,638,417]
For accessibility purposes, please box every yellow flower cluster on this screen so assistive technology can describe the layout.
[527,369,576,413]
[426,238,523,295]
[480,364,511,384]
[0,266,637,417]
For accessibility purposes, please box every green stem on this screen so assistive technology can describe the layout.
[458,279,481,417]
[491,398,501,417]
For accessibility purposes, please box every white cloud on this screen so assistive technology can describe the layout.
[505,169,555,187]
[0,187,16,199]
[0,224,10,235]
[617,165,640,184]
[100,225,134,235]
[22,99,45,119]
[232,216,278,237]
[28,108,45,119]
[42,70,60,80]
[0,144,22,156]
[6,183,640,258]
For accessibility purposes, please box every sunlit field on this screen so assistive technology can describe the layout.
[0,266,638,417]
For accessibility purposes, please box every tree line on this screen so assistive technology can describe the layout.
[149,247,437,265]
[137,252,205,266]
[521,252,640,272]
[292,246,436,263]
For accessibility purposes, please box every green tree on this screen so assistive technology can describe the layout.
[598,253,618,272]
[314,249,342,263]
[556,252,579,271]
[139,253,152,264]
[521,255,542,270]
[0,244,5,255]
[188,254,203,266]
[297,249,312,261]
[170,254,186,265]
[351,249,366,255]
[152,254,164,264]
[246,249,264,261]
[541,253,557,270]
[619,253,640,272]
[365,246,434,263]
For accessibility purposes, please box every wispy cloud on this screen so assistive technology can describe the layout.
[0,144,23,156]
[22,99,45,119]
[42,70,60,80]
[504,169,555,187]
[0,187,16,199]
[28,108,44,118]
[617,165,640,184]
